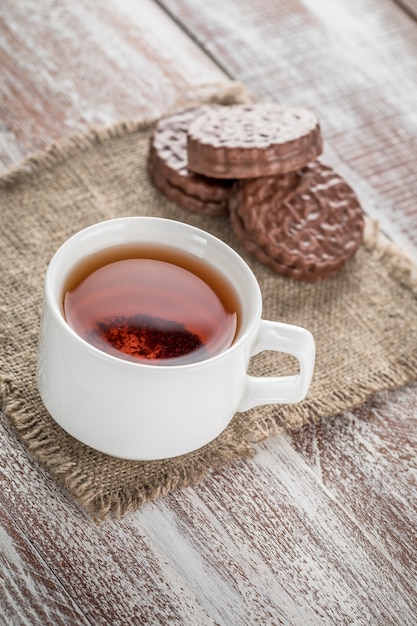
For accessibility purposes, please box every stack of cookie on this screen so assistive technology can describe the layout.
[147,102,365,282]
[147,106,234,218]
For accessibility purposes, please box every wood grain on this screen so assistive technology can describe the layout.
[2,401,416,625]
[1,0,417,624]
[0,0,224,168]
[158,0,417,255]
[290,385,417,579]
[0,500,90,625]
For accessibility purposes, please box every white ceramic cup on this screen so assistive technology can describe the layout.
[37,217,315,460]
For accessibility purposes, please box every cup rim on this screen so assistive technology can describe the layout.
[44,216,263,370]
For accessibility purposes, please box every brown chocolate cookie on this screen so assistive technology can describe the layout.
[149,106,235,202]
[229,161,365,281]
[147,152,229,217]
[187,103,323,179]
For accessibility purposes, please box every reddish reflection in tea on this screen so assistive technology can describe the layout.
[63,251,238,365]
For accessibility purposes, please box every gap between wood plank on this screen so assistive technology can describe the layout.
[0,496,94,626]
[392,0,417,20]
[258,428,417,590]
[153,0,234,78]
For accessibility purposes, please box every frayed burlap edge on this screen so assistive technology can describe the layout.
[0,80,254,190]
[1,375,254,521]
[233,218,417,446]
[0,81,258,520]
[2,217,417,520]
[2,80,417,520]
[362,219,417,291]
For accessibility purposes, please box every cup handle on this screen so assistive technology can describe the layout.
[238,320,315,412]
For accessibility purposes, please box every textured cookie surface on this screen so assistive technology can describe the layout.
[229,161,365,281]
[147,152,229,217]
[187,103,323,179]
[149,106,234,202]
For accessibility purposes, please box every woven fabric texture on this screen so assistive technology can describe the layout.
[1,84,417,519]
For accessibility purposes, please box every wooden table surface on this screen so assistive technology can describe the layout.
[1,1,417,624]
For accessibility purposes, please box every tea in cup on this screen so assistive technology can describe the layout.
[37,217,315,460]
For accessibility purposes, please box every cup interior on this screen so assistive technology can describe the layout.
[46,217,262,359]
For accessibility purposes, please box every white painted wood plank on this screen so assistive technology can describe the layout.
[0,501,90,625]
[1,0,417,624]
[2,401,416,625]
[0,0,225,167]
[289,383,417,583]
[0,413,216,625]
[159,0,417,254]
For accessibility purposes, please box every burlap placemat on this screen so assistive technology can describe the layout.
[1,83,417,520]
